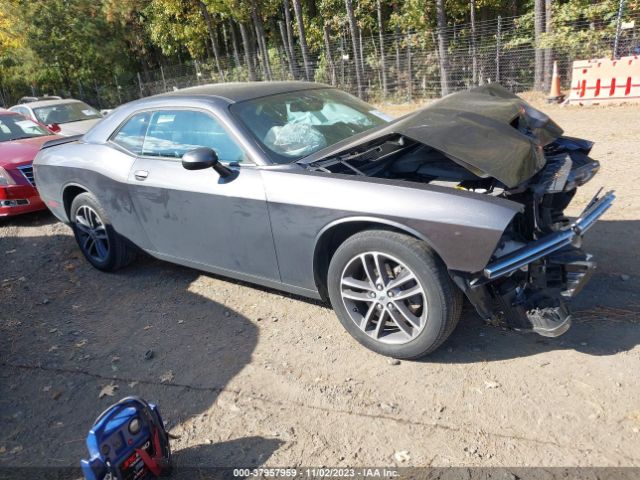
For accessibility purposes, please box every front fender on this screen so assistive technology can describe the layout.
[262,168,521,291]
[314,215,435,248]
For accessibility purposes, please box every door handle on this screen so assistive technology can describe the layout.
[134,170,149,181]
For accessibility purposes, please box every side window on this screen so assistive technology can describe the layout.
[111,112,151,155]
[140,110,246,163]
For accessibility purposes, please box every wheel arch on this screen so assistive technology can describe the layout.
[62,183,90,222]
[312,216,444,302]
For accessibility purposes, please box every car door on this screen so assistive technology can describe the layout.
[116,108,280,282]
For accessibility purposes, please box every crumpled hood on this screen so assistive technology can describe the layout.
[302,84,564,188]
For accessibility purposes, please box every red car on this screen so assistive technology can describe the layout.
[0,110,61,217]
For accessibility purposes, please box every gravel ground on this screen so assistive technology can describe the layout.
[1,100,639,473]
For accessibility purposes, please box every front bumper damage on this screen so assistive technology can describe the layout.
[454,190,615,337]
[482,190,615,281]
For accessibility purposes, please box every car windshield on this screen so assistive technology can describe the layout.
[230,88,392,164]
[0,114,52,142]
[33,101,102,124]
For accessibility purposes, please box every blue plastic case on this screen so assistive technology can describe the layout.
[81,397,171,480]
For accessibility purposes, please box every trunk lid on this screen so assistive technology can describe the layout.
[58,118,101,136]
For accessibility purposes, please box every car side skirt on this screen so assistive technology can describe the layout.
[147,249,323,300]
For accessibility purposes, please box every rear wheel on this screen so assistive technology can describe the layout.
[327,230,462,359]
[70,192,136,271]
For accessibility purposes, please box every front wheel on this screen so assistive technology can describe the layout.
[70,192,136,271]
[327,230,462,359]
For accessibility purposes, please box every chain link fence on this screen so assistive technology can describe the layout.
[20,9,640,109]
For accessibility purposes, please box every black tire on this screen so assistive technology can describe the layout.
[70,192,136,271]
[327,230,462,359]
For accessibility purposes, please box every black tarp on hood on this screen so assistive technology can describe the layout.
[301,84,564,188]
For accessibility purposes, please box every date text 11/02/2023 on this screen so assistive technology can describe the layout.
[232,468,400,477]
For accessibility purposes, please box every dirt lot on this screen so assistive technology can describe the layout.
[1,100,639,473]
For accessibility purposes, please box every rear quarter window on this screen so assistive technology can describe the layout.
[111,112,151,155]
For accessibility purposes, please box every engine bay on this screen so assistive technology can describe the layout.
[305,134,600,243]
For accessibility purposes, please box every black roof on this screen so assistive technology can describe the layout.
[161,81,330,103]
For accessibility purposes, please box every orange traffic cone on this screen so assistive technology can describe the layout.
[547,61,565,103]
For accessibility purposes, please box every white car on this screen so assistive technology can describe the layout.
[9,99,103,136]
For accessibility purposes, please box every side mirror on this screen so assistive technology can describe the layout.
[47,123,61,134]
[181,147,233,178]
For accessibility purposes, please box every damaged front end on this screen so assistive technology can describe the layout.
[301,85,614,337]
[455,187,614,337]
[454,133,614,337]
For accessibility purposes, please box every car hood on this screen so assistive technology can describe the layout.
[0,135,60,167]
[58,118,101,136]
[300,84,564,188]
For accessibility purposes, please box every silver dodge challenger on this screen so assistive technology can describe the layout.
[33,82,614,359]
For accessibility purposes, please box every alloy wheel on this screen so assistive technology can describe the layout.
[74,205,110,263]
[340,251,427,344]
